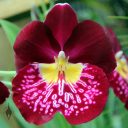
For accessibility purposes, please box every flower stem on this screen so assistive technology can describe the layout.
[0,71,16,81]
[41,0,47,15]
[49,0,55,8]
[108,16,128,20]
[0,71,16,76]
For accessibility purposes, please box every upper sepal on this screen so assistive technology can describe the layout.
[44,3,78,48]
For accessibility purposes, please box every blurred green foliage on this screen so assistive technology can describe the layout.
[0,0,128,128]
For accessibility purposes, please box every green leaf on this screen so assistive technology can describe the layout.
[0,116,11,128]
[108,16,128,20]
[44,113,73,128]
[0,20,20,47]
[5,98,37,128]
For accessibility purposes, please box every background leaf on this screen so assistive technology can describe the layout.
[0,20,20,47]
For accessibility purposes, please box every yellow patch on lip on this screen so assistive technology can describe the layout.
[39,51,83,84]
[115,51,128,80]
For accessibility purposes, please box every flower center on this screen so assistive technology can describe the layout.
[115,51,128,81]
[39,51,83,84]
[54,51,69,72]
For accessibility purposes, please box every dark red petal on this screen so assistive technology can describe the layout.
[125,100,128,109]
[110,71,128,103]
[105,28,121,53]
[62,64,109,124]
[64,20,116,74]
[44,3,78,48]
[0,81,10,104]
[12,63,109,125]
[14,21,60,71]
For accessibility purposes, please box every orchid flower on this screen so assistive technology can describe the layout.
[12,3,116,125]
[107,29,128,109]
[0,81,10,104]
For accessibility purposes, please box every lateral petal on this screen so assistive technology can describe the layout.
[14,21,60,71]
[64,20,116,74]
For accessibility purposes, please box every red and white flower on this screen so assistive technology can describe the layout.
[12,3,116,125]
[107,29,128,109]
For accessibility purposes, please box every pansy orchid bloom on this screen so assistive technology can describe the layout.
[12,3,116,125]
[0,81,10,104]
[107,29,128,109]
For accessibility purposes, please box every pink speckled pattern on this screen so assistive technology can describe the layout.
[12,63,109,124]
[110,71,128,106]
